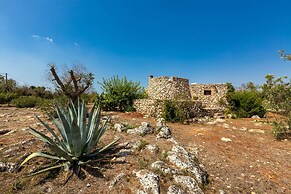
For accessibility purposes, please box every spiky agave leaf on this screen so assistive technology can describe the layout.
[19,152,65,168]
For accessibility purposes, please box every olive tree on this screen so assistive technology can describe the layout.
[49,64,94,104]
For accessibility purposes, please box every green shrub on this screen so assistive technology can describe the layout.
[0,92,19,104]
[0,93,6,104]
[262,74,290,140]
[162,100,186,122]
[226,90,266,118]
[272,121,289,140]
[11,96,41,108]
[37,98,57,117]
[99,75,146,111]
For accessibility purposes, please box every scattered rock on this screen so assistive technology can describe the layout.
[146,144,159,154]
[156,126,172,139]
[221,137,232,142]
[219,190,226,194]
[182,119,191,125]
[136,169,160,194]
[156,118,166,128]
[151,161,179,175]
[239,127,248,131]
[167,144,208,185]
[109,172,126,190]
[215,118,226,123]
[127,122,153,136]
[0,162,16,172]
[116,149,131,158]
[137,190,147,194]
[173,175,204,194]
[251,115,260,119]
[214,112,225,119]
[248,129,265,134]
[20,127,30,131]
[167,185,186,194]
[114,123,126,132]
[4,146,20,157]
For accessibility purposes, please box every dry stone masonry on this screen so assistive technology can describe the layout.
[133,75,228,118]
[147,76,191,100]
[190,83,228,109]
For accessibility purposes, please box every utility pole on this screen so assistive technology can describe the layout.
[5,73,7,92]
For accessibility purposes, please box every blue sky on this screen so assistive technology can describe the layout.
[0,0,291,91]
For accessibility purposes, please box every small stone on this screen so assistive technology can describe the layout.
[114,123,125,132]
[156,118,166,127]
[251,115,260,119]
[87,183,91,187]
[156,126,172,139]
[221,137,232,142]
[248,129,265,134]
[21,127,29,131]
[146,144,159,154]
[0,162,16,172]
[239,127,248,131]
[219,190,226,194]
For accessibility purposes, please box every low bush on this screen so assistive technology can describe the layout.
[272,121,289,140]
[226,89,266,118]
[0,92,19,104]
[162,100,186,122]
[11,96,41,108]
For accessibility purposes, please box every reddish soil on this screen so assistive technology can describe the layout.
[0,107,290,193]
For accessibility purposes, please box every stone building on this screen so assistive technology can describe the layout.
[147,75,191,100]
[190,83,228,109]
[133,75,228,118]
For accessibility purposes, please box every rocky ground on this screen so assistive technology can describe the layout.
[0,107,290,194]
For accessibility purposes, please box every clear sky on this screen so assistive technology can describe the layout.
[0,0,291,91]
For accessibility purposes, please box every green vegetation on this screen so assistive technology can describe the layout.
[0,92,18,104]
[18,100,120,179]
[136,139,149,151]
[226,89,266,118]
[99,75,146,111]
[224,83,266,118]
[162,100,186,122]
[11,96,42,108]
[161,100,194,122]
[262,74,290,140]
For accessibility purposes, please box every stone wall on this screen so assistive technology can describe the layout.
[147,76,191,100]
[134,76,227,118]
[133,99,202,118]
[189,84,228,109]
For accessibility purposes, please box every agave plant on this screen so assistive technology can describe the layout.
[18,100,119,176]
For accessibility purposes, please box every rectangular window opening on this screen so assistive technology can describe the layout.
[204,90,212,95]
